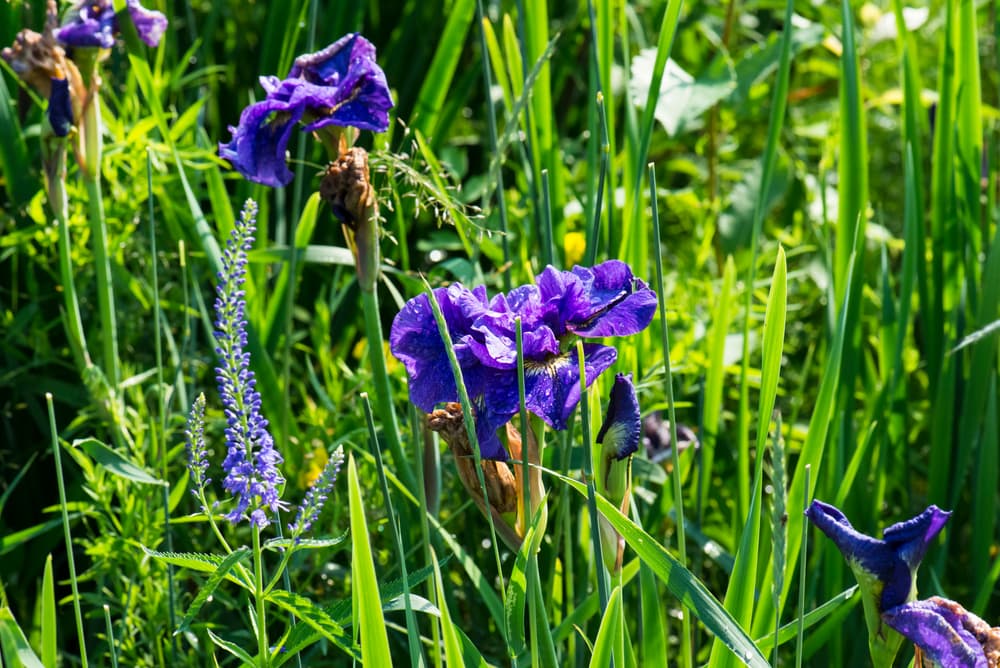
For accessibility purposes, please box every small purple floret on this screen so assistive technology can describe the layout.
[56,0,167,49]
[218,33,393,187]
[805,500,951,611]
[389,260,656,461]
[214,200,286,527]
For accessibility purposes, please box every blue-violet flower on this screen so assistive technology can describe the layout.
[48,76,73,136]
[218,33,393,188]
[883,597,998,668]
[56,0,167,49]
[389,260,656,461]
[214,199,286,527]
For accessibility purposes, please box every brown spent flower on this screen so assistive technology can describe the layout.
[319,146,376,229]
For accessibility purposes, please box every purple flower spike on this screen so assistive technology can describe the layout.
[390,261,656,461]
[883,598,993,668]
[214,200,287,527]
[805,500,951,611]
[289,446,345,537]
[218,33,393,187]
[56,0,167,49]
[596,373,641,461]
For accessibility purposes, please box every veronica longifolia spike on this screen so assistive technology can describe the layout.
[288,446,345,537]
[218,33,393,187]
[214,200,286,527]
[389,260,656,461]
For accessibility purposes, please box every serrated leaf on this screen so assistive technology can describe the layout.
[263,534,348,552]
[142,547,251,589]
[267,589,358,661]
[176,548,250,633]
[75,438,164,485]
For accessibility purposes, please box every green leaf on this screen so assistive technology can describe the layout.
[589,586,622,668]
[546,468,771,667]
[629,54,735,136]
[41,555,56,668]
[432,547,465,668]
[206,628,254,664]
[142,547,251,589]
[347,454,392,666]
[262,534,348,552]
[0,607,44,668]
[754,586,858,652]
[176,547,250,633]
[74,438,164,486]
[266,590,358,662]
[0,515,81,556]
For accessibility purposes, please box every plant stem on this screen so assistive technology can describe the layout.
[253,525,269,667]
[81,92,119,389]
[360,287,416,492]
[48,393,88,668]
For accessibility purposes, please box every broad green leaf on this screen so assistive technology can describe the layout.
[74,438,163,486]
[348,454,392,666]
[0,607,44,668]
[176,548,250,633]
[629,55,734,136]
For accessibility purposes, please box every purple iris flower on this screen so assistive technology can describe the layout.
[389,260,656,461]
[214,200,286,527]
[805,500,951,612]
[596,373,641,461]
[56,0,167,49]
[883,597,995,668]
[218,33,393,188]
[48,77,73,137]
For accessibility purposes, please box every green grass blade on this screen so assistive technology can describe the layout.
[431,547,466,668]
[710,246,786,668]
[0,71,38,206]
[347,453,393,666]
[588,585,622,668]
[410,0,476,144]
[40,555,56,668]
[971,378,999,597]
[0,607,44,668]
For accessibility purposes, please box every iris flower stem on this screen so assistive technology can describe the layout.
[50,141,91,372]
[578,340,610,613]
[81,92,120,390]
[360,286,417,493]
[253,525,269,667]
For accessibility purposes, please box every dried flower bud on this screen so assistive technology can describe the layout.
[321,147,380,292]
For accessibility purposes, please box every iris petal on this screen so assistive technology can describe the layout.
[882,598,989,668]
[596,373,641,461]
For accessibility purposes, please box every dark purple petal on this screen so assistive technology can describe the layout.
[48,77,73,136]
[289,33,393,133]
[126,0,167,47]
[883,599,988,668]
[597,373,641,460]
[566,261,657,337]
[218,91,305,187]
[805,500,951,612]
[56,0,116,48]
[524,344,617,430]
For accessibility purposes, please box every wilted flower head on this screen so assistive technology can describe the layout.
[218,33,393,188]
[214,200,286,527]
[56,0,167,49]
[390,260,656,461]
[883,597,999,668]
[2,3,85,136]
